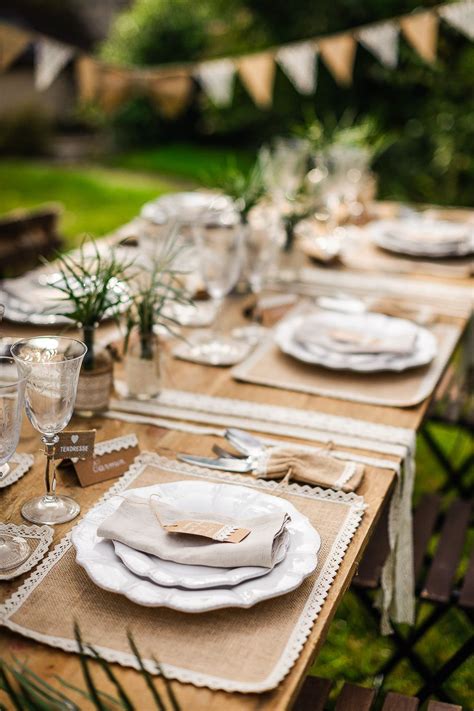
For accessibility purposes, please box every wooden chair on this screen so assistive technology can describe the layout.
[293,676,464,710]
[0,205,62,277]
[352,495,473,703]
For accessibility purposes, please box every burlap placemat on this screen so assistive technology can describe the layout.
[233,322,461,408]
[0,453,365,693]
[339,231,473,280]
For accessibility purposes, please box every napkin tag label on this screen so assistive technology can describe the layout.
[54,430,96,460]
[163,520,251,543]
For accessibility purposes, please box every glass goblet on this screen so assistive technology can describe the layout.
[11,336,87,525]
[0,356,31,570]
[192,210,244,364]
[245,206,285,298]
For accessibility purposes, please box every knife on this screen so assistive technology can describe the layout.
[177,453,253,473]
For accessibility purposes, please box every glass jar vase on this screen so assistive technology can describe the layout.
[125,329,162,400]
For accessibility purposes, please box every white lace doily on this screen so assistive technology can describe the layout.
[0,523,53,581]
[0,453,34,489]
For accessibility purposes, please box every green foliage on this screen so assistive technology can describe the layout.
[124,227,194,354]
[101,0,474,207]
[0,106,53,157]
[204,157,265,221]
[51,240,134,369]
[0,627,181,710]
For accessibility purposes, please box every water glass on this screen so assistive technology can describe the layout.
[11,336,87,525]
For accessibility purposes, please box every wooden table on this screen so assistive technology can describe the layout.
[0,227,471,710]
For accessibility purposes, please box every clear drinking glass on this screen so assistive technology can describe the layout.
[11,336,87,525]
[245,207,285,297]
[192,210,244,364]
[0,356,31,570]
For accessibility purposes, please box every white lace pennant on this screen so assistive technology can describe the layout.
[35,37,74,91]
[439,0,474,40]
[195,58,236,107]
[357,21,399,69]
[276,40,318,94]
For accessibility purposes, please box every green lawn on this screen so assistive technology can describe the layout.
[0,160,182,249]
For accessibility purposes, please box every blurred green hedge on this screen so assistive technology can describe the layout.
[101,0,474,207]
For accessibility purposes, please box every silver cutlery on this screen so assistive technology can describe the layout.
[177,429,265,473]
[177,453,254,472]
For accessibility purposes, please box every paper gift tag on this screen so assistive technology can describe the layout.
[55,430,96,460]
[163,520,251,543]
[74,444,140,487]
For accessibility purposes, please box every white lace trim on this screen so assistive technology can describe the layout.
[109,388,413,458]
[0,523,53,581]
[334,462,358,489]
[0,452,365,693]
[0,453,34,489]
[94,433,138,456]
[273,266,473,316]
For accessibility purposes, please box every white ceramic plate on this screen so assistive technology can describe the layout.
[275,311,437,373]
[113,528,289,589]
[370,219,474,258]
[72,481,320,612]
[141,192,235,225]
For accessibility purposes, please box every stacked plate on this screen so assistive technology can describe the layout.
[369,218,474,258]
[72,480,320,612]
[275,310,437,373]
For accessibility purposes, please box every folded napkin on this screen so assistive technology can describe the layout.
[97,494,290,569]
[295,313,418,356]
[254,446,364,493]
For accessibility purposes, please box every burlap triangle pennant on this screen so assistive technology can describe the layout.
[237,52,276,108]
[318,34,357,86]
[400,11,439,63]
[148,71,194,118]
[76,56,100,103]
[0,24,30,72]
[195,58,236,107]
[35,37,74,91]
[356,21,399,69]
[276,41,318,95]
[439,1,474,41]
[99,68,133,113]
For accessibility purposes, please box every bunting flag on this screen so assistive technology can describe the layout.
[76,56,100,103]
[148,71,194,118]
[318,34,357,86]
[98,67,134,113]
[276,40,318,95]
[237,51,276,108]
[35,37,75,91]
[439,1,474,40]
[195,58,236,107]
[0,3,473,117]
[0,23,30,72]
[356,21,399,69]
[400,11,439,63]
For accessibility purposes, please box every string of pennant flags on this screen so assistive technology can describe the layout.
[0,0,473,117]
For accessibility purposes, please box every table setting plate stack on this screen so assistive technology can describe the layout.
[71,479,321,613]
[369,217,474,258]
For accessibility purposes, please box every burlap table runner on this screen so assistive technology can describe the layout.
[233,321,461,408]
[0,453,365,693]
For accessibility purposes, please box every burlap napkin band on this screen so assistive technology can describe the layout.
[252,445,364,493]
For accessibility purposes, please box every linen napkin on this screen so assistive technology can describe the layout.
[254,446,364,493]
[97,492,290,568]
[295,312,418,356]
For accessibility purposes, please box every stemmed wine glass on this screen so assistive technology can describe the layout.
[192,209,244,364]
[0,356,31,571]
[11,336,87,525]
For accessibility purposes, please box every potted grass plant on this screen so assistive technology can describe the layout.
[124,234,193,400]
[52,240,134,416]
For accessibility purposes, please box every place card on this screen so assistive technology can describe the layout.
[54,430,96,460]
[74,444,140,487]
[162,520,251,543]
